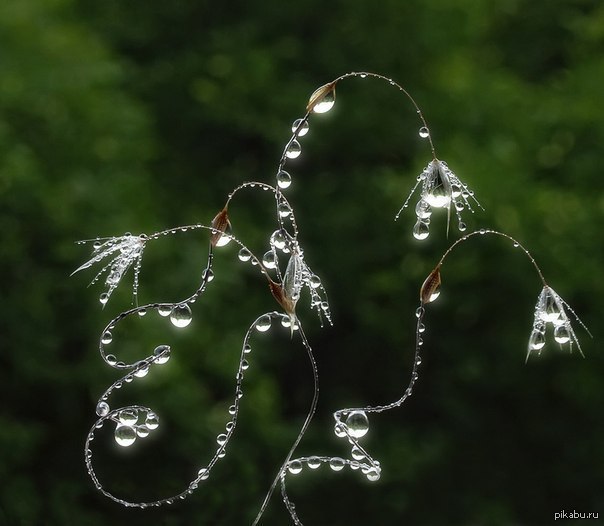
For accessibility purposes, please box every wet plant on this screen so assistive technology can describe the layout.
[74,72,590,524]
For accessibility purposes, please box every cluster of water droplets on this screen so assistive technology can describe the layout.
[527,286,584,360]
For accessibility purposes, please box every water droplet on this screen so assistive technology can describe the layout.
[329,457,345,471]
[96,401,110,417]
[93,240,102,249]
[158,305,172,317]
[153,345,171,364]
[285,140,301,159]
[309,275,321,289]
[138,308,147,317]
[346,411,369,438]
[228,405,237,415]
[288,460,303,474]
[241,359,250,371]
[307,457,321,469]
[238,248,252,262]
[360,73,368,79]
[415,200,432,219]
[415,306,424,318]
[254,313,272,333]
[458,221,467,232]
[455,201,465,212]
[451,184,462,198]
[276,170,292,189]
[554,324,571,344]
[170,304,193,328]
[243,344,251,354]
[136,425,150,438]
[270,230,287,250]
[366,468,381,482]
[262,250,277,269]
[119,409,138,425]
[277,203,291,218]
[418,323,426,333]
[134,364,149,377]
[513,242,519,248]
[106,354,117,366]
[114,424,137,447]
[334,423,347,438]
[202,268,215,282]
[292,119,309,137]
[101,331,113,345]
[99,293,109,305]
[351,446,365,461]
[309,83,335,113]
[145,412,159,430]
[413,220,430,241]
[539,291,561,323]
[529,329,546,351]
[198,468,209,480]
[419,126,430,139]
[217,434,227,446]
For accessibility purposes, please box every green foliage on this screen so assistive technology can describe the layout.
[2,0,603,524]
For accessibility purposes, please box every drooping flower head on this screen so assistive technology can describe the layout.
[526,286,590,361]
[397,159,481,240]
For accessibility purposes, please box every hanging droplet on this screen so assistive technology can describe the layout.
[238,247,252,262]
[270,229,287,250]
[136,425,150,438]
[351,446,366,461]
[210,207,232,247]
[415,200,432,220]
[307,457,321,469]
[419,126,430,138]
[114,424,137,447]
[554,324,571,344]
[262,250,277,269]
[145,412,160,430]
[158,305,172,317]
[309,275,321,289]
[119,409,138,425]
[255,314,272,332]
[345,411,369,438]
[329,457,346,471]
[241,359,250,371]
[458,221,467,232]
[96,401,110,417]
[413,220,430,241]
[153,344,171,364]
[243,344,252,354]
[99,293,109,305]
[276,170,292,189]
[540,290,561,323]
[277,203,291,218]
[451,184,462,197]
[202,268,215,282]
[170,304,192,328]
[228,405,237,415]
[106,354,117,366]
[366,468,381,482]
[307,82,336,113]
[198,468,209,480]
[134,363,149,377]
[292,118,309,137]
[455,201,465,212]
[285,140,302,159]
[425,163,452,208]
[216,434,227,446]
[334,423,347,438]
[138,308,147,317]
[288,460,303,475]
[529,329,546,351]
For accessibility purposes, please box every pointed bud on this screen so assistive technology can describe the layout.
[420,266,441,304]
[210,207,231,247]
[306,82,336,113]
[269,280,297,337]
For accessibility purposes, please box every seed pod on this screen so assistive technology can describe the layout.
[269,280,297,337]
[420,266,441,304]
[306,82,336,113]
[210,207,231,247]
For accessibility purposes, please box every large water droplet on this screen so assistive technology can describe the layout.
[262,250,277,269]
[276,170,292,189]
[529,329,546,351]
[311,87,335,114]
[309,275,321,289]
[114,424,137,447]
[270,230,287,250]
[153,344,171,364]
[101,331,113,345]
[119,409,138,425]
[277,203,291,218]
[216,434,227,446]
[136,425,150,438]
[170,304,192,328]
[366,468,381,482]
[307,457,321,469]
[329,457,345,471]
[554,324,571,344]
[415,200,432,220]
[346,411,369,438]
[288,460,303,474]
[458,221,467,232]
[202,268,215,282]
[539,291,561,323]
[425,187,450,208]
[285,140,301,159]
[351,446,365,461]
[134,363,149,377]
[96,401,110,417]
[419,126,430,139]
[413,220,430,241]
[255,315,272,332]
[238,247,252,262]
[145,412,159,430]
[99,293,109,305]
[292,119,309,137]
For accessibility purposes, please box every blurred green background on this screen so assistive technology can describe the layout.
[2,0,603,524]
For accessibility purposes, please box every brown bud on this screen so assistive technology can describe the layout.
[420,266,441,304]
[210,207,231,247]
[269,280,296,316]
